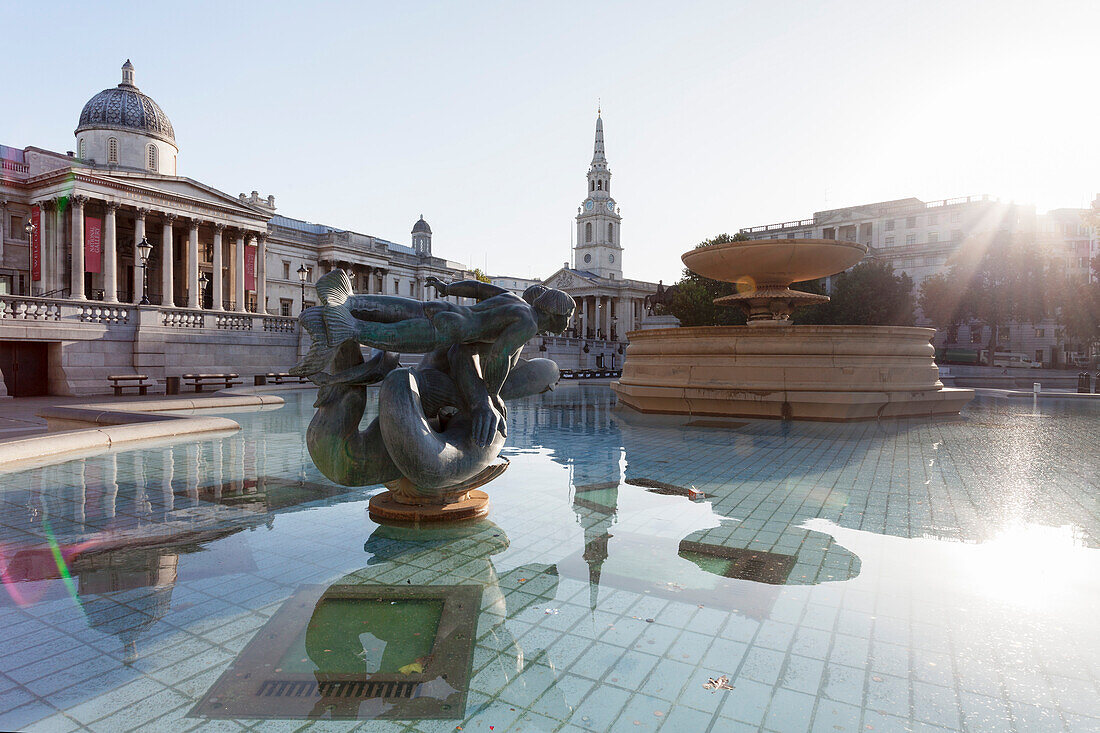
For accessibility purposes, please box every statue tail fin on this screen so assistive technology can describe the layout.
[290,306,335,376]
[322,303,362,347]
[316,269,354,307]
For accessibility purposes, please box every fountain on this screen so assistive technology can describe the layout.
[613,238,974,420]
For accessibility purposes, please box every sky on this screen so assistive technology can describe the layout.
[7,0,1100,283]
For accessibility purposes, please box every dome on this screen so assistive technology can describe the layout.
[412,215,431,235]
[76,60,175,145]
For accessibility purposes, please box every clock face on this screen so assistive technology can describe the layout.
[606,201,615,213]
[583,254,592,263]
[609,254,615,263]
[585,200,594,211]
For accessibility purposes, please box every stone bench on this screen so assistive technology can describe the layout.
[265,372,310,385]
[108,374,150,396]
[181,373,242,393]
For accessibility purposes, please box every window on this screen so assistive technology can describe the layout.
[885,220,895,231]
[905,234,916,245]
[78,138,86,159]
[408,281,415,296]
[393,278,399,293]
[1035,328,1045,337]
[10,215,23,238]
[107,137,118,164]
[585,222,592,243]
[1035,350,1043,364]
[928,231,938,243]
[282,262,290,280]
[147,144,158,171]
[608,223,614,243]
[951,229,962,241]
[303,300,316,309]
[306,267,313,282]
[597,180,602,190]
[590,180,595,191]
[950,211,961,223]
[928,214,939,225]
[884,236,895,246]
[280,299,292,317]
[906,217,916,228]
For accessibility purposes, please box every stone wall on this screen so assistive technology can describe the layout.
[0,296,300,396]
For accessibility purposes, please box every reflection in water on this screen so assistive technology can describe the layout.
[196,520,571,721]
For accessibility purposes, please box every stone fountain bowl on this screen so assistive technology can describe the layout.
[681,238,868,286]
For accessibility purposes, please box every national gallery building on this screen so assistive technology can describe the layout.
[0,62,472,397]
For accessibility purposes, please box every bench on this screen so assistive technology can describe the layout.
[108,374,150,396]
[181,373,242,393]
[266,372,310,385]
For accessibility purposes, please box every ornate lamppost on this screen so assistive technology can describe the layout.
[136,236,153,305]
[198,272,209,310]
[297,263,308,314]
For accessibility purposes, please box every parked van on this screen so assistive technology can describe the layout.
[980,351,1042,369]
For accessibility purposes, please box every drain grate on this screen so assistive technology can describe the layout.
[257,679,417,699]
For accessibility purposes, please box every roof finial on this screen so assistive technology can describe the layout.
[120,59,135,88]
[597,98,601,116]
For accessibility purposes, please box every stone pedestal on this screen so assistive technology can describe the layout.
[639,313,680,330]
[367,458,507,524]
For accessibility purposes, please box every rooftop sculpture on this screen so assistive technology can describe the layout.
[292,270,575,521]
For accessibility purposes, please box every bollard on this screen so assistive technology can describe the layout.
[1078,372,1090,393]
[165,376,180,396]
[1033,382,1041,394]
[254,374,267,387]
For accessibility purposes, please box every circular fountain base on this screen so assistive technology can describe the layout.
[611,325,974,421]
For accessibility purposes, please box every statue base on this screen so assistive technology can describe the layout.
[368,489,490,524]
[368,458,507,525]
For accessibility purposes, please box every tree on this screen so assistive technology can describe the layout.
[666,233,749,327]
[469,268,492,284]
[924,233,1051,365]
[1055,261,1100,362]
[794,262,914,326]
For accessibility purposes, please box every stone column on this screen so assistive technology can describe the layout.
[235,230,246,312]
[581,296,589,338]
[103,201,120,303]
[69,197,85,299]
[0,200,6,260]
[161,214,176,306]
[212,223,224,311]
[133,208,147,304]
[187,219,200,309]
[602,296,611,340]
[256,234,267,314]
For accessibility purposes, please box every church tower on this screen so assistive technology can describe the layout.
[574,111,622,279]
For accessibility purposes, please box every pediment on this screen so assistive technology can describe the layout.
[543,268,596,291]
[79,170,271,220]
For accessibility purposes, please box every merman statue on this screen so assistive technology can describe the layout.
[290,270,575,522]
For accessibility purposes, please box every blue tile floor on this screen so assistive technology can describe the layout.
[0,384,1096,731]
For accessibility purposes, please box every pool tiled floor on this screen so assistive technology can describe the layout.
[0,384,1096,731]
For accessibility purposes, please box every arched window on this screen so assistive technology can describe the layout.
[597,180,602,190]
[78,138,86,159]
[590,180,595,191]
[147,144,158,171]
[107,138,118,164]
[585,222,592,243]
[608,223,614,243]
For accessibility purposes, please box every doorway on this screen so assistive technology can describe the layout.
[0,342,50,396]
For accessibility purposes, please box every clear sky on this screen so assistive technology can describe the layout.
[7,0,1099,283]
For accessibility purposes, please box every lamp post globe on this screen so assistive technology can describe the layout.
[297,264,309,314]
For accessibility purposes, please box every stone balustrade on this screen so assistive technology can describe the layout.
[0,296,65,321]
[161,309,204,329]
[215,314,253,331]
[263,316,296,333]
[78,304,130,325]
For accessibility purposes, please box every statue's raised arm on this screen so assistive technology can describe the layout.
[426,276,510,302]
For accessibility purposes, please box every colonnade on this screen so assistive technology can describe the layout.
[31,194,268,313]
[573,294,644,341]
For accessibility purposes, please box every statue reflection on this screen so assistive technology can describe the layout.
[196,520,570,721]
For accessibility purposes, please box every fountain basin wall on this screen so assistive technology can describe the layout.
[612,325,974,421]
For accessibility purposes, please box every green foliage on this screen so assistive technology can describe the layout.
[1056,260,1100,353]
[469,268,492,284]
[666,233,750,326]
[795,261,915,326]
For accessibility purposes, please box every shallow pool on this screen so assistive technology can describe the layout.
[0,385,1097,732]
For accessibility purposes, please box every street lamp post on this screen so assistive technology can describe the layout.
[24,221,37,295]
[136,237,153,305]
[198,272,209,310]
[297,264,308,314]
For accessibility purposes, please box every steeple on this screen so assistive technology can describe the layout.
[591,109,607,168]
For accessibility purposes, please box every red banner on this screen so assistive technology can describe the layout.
[30,206,41,281]
[84,216,102,273]
[244,244,256,291]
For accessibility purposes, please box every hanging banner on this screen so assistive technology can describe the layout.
[85,216,102,273]
[244,244,256,291]
[30,206,41,281]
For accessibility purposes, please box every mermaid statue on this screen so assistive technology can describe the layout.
[290,270,575,521]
